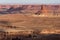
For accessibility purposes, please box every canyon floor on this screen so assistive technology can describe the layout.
[0,14,60,40]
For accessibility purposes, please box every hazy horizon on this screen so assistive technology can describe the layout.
[0,0,60,5]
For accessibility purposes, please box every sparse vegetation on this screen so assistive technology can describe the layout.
[0,14,60,40]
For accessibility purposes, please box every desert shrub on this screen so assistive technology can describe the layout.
[0,21,10,25]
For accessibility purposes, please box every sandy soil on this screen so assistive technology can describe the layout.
[0,14,60,34]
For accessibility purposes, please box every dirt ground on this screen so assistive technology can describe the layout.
[0,14,60,34]
[0,14,60,40]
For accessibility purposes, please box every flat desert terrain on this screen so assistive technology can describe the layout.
[0,14,60,40]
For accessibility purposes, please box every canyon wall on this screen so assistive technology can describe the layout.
[0,5,60,15]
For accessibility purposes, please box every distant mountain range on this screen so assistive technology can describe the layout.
[0,5,60,15]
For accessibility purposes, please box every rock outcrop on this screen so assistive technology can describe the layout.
[0,5,60,15]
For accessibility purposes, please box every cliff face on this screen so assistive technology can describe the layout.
[0,5,60,15]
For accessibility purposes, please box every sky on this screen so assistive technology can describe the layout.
[0,0,60,5]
